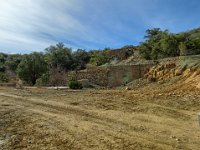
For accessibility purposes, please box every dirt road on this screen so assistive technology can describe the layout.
[0,81,200,150]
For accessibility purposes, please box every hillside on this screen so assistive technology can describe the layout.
[145,55,200,81]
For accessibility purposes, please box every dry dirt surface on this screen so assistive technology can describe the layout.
[0,80,200,150]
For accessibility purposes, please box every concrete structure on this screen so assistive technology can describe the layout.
[67,63,155,87]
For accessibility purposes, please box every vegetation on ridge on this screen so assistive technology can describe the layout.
[0,27,200,85]
[139,28,200,59]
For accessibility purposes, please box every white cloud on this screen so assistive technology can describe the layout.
[0,0,196,53]
[0,0,165,53]
[0,0,91,53]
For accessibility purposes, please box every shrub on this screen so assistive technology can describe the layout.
[48,69,67,86]
[36,73,49,86]
[68,78,83,89]
[0,73,9,83]
[17,52,47,85]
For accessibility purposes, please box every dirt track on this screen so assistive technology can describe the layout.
[0,81,200,150]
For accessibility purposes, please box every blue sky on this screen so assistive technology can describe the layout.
[0,0,200,54]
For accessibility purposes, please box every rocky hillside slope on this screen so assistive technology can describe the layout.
[145,55,200,88]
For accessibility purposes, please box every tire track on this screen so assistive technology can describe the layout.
[0,92,174,149]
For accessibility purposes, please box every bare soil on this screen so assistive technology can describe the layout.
[0,79,200,150]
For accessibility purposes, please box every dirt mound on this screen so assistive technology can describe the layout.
[184,69,200,89]
[145,56,200,88]
[145,62,177,82]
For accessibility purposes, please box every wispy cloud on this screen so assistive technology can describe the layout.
[0,0,88,53]
[0,0,200,53]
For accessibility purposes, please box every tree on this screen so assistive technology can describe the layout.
[17,52,48,85]
[179,42,188,56]
[89,50,112,66]
[0,53,7,72]
[139,28,167,59]
[72,49,90,70]
[139,28,180,59]
[5,54,22,71]
[139,42,152,60]
[186,38,200,55]
[159,34,179,57]
[144,28,163,39]
[45,43,73,71]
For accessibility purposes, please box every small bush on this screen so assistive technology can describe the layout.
[36,73,49,86]
[69,79,83,89]
[0,73,9,83]
[48,69,67,86]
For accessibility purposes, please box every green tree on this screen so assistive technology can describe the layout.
[0,53,7,72]
[5,54,22,71]
[144,28,163,39]
[139,42,152,60]
[139,28,180,59]
[179,42,188,56]
[72,49,90,70]
[17,52,48,85]
[159,34,179,57]
[186,38,200,55]
[139,28,167,59]
[88,48,112,66]
[45,43,73,71]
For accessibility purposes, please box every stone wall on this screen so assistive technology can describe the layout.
[67,55,200,87]
[67,63,155,87]
[107,64,154,87]
[67,67,110,87]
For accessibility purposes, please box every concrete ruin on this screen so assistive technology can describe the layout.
[67,63,155,87]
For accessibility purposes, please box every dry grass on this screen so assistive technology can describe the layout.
[0,79,200,150]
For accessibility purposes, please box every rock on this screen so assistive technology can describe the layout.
[176,138,181,142]
[78,79,100,88]
[170,135,176,139]
[0,140,5,145]
[125,86,131,90]
[78,79,91,88]
[175,69,182,76]
[16,80,24,89]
